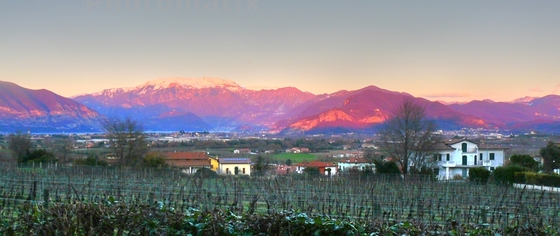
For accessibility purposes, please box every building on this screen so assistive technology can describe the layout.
[164,152,212,174]
[337,157,375,172]
[294,161,338,176]
[435,139,506,180]
[209,157,219,172]
[218,157,252,175]
[233,149,251,154]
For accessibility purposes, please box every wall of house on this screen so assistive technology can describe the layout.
[219,163,251,175]
[324,166,338,176]
[209,158,219,171]
[478,149,505,168]
[338,163,374,172]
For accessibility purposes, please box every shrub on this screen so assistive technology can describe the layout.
[21,149,57,163]
[452,174,463,180]
[142,152,168,168]
[514,172,560,187]
[194,168,218,179]
[509,154,539,172]
[373,159,401,174]
[303,167,321,178]
[493,165,528,185]
[75,156,109,166]
[468,167,490,184]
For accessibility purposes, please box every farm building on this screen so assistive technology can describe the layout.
[164,151,212,174]
[294,161,338,177]
[434,139,506,180]
[218,157,251,175]
[233,148,251,154]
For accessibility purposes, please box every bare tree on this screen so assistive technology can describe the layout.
[103,117,148,166]
[379,98,439,175]
[7,132,32,162]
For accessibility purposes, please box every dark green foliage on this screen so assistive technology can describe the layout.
[509,154,539,172]
[493,165,528,185]
[75,155,108,166]
[194,168,218,179]
[514,172,560,187]
[141,153,168,168]
[469,167,490,184]
[20,149,57,163]
[373,159,401,174]
[1,204,558,235]
[285,159,293,166]
[302,167,321,177]
[252,155,270,176]
[539,142,560,173]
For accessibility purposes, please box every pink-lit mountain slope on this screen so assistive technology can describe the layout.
[448,95,560,127]
[276,86,487,132]
[73,78,316,131]
[0,81,103,132]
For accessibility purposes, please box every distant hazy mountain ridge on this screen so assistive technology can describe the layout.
[2,78,560,133]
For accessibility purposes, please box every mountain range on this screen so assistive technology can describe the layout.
[1,78,560,133]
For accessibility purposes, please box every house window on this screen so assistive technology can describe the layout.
[462,155,467,165]
[462,143,467,152]
[490,153,495,160]
[446,154,450,161]
[474,155,477,165]
[243,168,246,174]
[439,154,443,161]
[433,154,438,161]
[480,153,483,160]
[226,168,230,175]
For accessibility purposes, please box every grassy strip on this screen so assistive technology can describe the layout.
[273,153,317,163]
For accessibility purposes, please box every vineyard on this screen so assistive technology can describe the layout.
[1,164,560,234]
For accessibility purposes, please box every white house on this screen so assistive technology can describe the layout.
[434,139,506,180]
[337,157,375,172]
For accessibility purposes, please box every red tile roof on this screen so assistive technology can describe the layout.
[164,152,209,160]
[294,161,336,168]
[339,157,372,163]
[167,159,212,168]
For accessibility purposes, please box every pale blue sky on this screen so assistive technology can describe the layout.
[1,0,559,102]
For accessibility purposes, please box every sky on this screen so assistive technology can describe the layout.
[1,0,560,102]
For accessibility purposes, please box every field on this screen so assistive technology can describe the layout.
[1,164,559,233]
[273,153,317,163]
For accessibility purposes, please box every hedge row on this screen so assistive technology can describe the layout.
[514,172,560,188]
[1,202,558,235]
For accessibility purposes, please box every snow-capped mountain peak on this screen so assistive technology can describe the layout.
[140,77,242,91]
[510,96,537,104]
